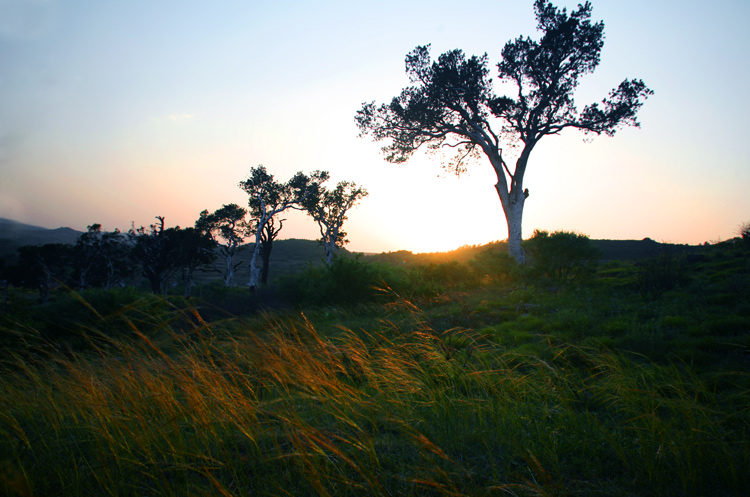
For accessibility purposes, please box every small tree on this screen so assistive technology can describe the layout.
[305,181,368,266]
[356,0,651,264]
[128,217,181,294]
[524,229,599,282]
[196,204,251,287]
[172,227,215,297]
[239,165,329,291]
[70,224,131,290]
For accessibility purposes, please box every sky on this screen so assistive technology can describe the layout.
[1,0,748,254]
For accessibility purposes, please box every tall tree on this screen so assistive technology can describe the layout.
[305,181,368,266]
[356,0,652,263]
[196,204,251,287]
[239,165,328,291]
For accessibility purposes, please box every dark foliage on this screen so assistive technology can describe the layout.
[524,229,600,282]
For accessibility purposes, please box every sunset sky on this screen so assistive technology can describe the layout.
[1,0,748,253]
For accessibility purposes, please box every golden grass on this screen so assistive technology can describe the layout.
[0,295,747,496]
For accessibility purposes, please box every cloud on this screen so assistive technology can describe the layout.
[167,113,194,121]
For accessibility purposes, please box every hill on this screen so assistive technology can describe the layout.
[0,218,82,262]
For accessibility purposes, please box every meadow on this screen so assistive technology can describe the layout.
[0,238,748,496]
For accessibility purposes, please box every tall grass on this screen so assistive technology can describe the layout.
[0,291,748,496]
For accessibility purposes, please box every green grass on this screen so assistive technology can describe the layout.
[0,242,748,496]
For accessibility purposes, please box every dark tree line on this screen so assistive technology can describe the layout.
[2,220,216,302]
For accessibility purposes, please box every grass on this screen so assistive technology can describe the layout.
[0,242,748,496]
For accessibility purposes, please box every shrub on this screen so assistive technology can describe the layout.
[279,255,401,306]
[470,246,518,283]
[524,230,600,283]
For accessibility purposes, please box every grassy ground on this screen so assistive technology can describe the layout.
[0,242,748,496]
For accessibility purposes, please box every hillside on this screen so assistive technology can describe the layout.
[0,218,82,262]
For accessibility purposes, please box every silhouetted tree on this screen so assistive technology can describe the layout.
[239,165,329,291]
[71,224,131,289]
[196,204,251,287]
[172,227,215,297]
[356,0,652,264]
[258,216,283,286]
[128,217,181,294]
[304,181,368,266]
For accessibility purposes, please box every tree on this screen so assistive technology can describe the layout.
[196,204,252,287]
[70,224,131,290]
[239,165,329,291]
[305,180,368,266]
[128,216,181,294]
[258,216,283,286]
[355,0,652,264]
[98,229,132,289]
[171,227,215,297]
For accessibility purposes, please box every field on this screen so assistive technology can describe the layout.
[0,239,748,496]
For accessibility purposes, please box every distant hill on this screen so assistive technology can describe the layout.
[0,218,82,262]
[592,238,700,261]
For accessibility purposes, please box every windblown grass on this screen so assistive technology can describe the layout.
[1,286,747,496]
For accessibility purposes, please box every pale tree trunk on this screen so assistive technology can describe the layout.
[222,252,235,287]
[502,191,526,265]
[318,222,338,266]
[488,142,534,265]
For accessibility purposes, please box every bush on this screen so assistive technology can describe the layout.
[739,221,750,249]
[524,230,599,283]
[279,255,398,306]
[469,246,518,283]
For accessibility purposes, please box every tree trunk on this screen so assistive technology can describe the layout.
[504,196,526,265]
[223,253,235,287]
[489,142,534,265]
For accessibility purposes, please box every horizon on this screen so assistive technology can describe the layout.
[0,216,726,257]
[1,0,748,253]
